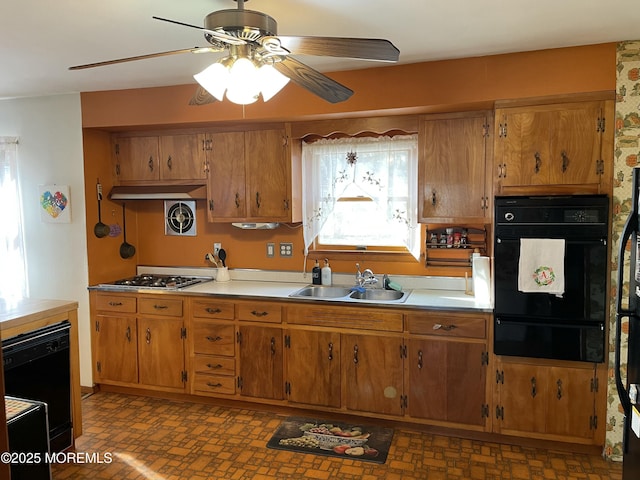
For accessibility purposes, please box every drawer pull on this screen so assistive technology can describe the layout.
[153,304,169,310]
[205,307,222,314]
[206,382,223,388]
[207,363,223,370]
[251,310,269,317]
[432,323,457,331]
[108,301,123,306]
[206,335,223,342]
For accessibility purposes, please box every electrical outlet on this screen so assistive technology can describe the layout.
[280,242,293,257]
[213,243,221,255]
[266,242,275,258]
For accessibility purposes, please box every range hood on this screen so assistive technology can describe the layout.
[108,185,207,200]
[232,222,280,230]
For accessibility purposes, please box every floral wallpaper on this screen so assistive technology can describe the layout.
[605,40,640,461]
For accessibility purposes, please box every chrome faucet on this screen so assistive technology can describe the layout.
[355,263,378,287]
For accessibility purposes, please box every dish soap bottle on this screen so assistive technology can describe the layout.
[312,259,321,285]
[321,258,332,286]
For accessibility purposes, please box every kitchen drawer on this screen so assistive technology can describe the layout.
[95,293,137,313]
[193,355,235,376]
[237,302,282,323]
[192,300,234,320]
[192,321,235,356]
[406,312,487,339]
[192,373,236,395]
[287,305,403,332]
[139,297,183,317]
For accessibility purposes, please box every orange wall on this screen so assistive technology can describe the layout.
[81,44,617,282]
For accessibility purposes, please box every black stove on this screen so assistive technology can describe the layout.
[100,274,212,290]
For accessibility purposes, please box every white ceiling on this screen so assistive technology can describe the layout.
[2,0,639,100]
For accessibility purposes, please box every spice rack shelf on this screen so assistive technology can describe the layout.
[425,225,487,268]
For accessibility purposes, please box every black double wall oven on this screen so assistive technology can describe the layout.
[493,195,609,363]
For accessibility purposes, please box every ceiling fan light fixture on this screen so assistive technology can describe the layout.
[258,63,289,101]
[193,62,228,101]
[225,56,260,104]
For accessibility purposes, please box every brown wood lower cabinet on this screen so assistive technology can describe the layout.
[343,333,404,416]
[91,292,187,392]
[284,329,341,408]
[493,359,602,443]
[91,292,608,447]
[405,311,490,429]
[237,325,284,400]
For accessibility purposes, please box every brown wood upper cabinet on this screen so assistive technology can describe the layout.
[205,127,300,223]
[494,98,614,194]
[112,133,208,184]
[418,111,493,223]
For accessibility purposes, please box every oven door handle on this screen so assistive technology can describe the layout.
[496,236,606,245]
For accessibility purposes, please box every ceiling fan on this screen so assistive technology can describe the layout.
[69,0,400,105]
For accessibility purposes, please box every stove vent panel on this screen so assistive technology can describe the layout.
[164,200,196,236]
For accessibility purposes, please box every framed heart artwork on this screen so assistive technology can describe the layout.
[39,184,71,223]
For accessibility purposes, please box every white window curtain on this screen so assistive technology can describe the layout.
[302,134,419,260]
[0,137,28,300]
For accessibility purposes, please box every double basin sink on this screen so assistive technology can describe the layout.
[290,285,410,303]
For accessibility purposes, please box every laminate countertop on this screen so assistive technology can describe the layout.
[0,298,79,335]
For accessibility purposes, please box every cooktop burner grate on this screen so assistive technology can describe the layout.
[100,274,212,290]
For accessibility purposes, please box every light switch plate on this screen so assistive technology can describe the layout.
[266,242,275,258]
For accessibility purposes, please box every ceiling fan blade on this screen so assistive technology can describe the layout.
[189,86,217,106]
[68,47,219,70]
[152,16,246,46]
[276,36,399,62]
[273,57,353,104]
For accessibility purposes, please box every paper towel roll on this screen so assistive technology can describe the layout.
[472,256,491,303]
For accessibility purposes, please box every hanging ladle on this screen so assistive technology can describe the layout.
[119,203,136,259]
[94,180,110,238]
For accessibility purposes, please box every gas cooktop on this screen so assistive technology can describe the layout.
[99,274,212,291]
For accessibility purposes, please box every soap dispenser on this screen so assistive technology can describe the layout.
[321,258,332,286]
[312,259,321,285]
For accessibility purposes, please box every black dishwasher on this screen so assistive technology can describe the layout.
[2,321,72,452]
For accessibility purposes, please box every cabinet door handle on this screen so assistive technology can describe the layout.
[206,335,223,342]
[556,379,563,400]
[531,377,537,398]
[148,156,154,172]
[146,327,151,344]
[270,337,276,356]
[353,344,359,365]
[167,155,172,170]
[502,163,507,178]
[256,192,261,208]
[432,323,457,331]
[417,350,423,370]
[251,310,268,317]
[431,190,437,206]
[283,199,289,211]
[328,342,333,361]
[209,199,214,211]
[534,152,541,173]
[205,307,222,314]
[235,193,240,208]
[560,151,569,173]
[126,326,131,343]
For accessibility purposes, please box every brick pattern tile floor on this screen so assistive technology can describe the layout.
[51,392,622,480]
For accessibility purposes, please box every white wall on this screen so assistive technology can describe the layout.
[0,94,92,387]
